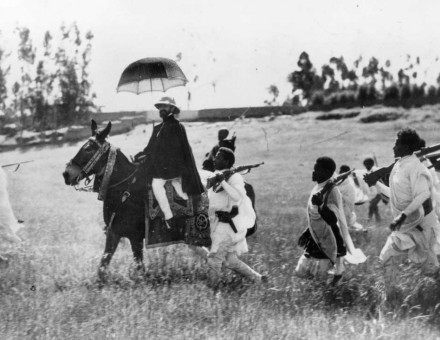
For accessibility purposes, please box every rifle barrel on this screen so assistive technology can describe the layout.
[415,143,440,157]
[1,160,34,168]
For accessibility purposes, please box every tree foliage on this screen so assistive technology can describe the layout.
[283,51,440,109]
[0,23,96,131]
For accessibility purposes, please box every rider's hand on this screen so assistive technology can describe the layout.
[134,152,146,163]
[390,213,406,231]
[215,172,225,183]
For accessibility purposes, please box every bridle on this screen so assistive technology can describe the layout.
[68,137,110,188]
[69,137,137,201]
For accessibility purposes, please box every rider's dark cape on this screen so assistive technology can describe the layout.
[143,115,204,195]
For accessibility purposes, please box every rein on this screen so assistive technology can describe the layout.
[98,146,138,201]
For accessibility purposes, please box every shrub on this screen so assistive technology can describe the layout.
[427,85,437,104]
[360,112,402,123]
[366,85,378,101]
[357,85,369,104]
[384,84,399,106]
[316,111,360,120]
[310,91,324,107]
[400,84,412,101]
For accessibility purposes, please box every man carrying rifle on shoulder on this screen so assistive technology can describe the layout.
[205,147,266,286]
[296,157,366,284]
[366,128,440,294]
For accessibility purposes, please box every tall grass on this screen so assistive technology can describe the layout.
[1,109,440,339]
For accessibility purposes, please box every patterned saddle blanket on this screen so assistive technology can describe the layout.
[145,181,211,248]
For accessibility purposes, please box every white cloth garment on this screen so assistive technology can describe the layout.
[208,172,255,255]
[152,177,188,220]
[315,179,366,264]
[297,178,366,279]
[338,176,363,230]
[0,168,22,252]
[206,172,261,282]
[420,158,440,254]
[380,154,439,269]
[352,170,371,204]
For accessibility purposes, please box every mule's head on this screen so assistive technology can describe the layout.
[63,120,112,186]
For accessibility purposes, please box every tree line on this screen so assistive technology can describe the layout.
[0,23,96,132]
[267,52,440,110]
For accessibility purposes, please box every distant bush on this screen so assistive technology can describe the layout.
[400,84,411,100]
[356,85,368,104]
[316,111,360,120]
[411,84,425,107]
[326,93,339,106]
[367,85,378,101]
[384,84,399,106]
[310,91,324,107]
[337,91,356,107]
[357,85,377,105]
[360,112,402,123]
[427,85,437,104]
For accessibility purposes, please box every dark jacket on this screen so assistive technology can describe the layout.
[143,115,204,195]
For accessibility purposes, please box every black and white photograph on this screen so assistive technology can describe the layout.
[1,0,440,338]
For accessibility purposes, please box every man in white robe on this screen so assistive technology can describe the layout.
[378,128,439,287]
[0,167,22,265]
[363,158,389,224]
[206,147,263,286]
[417,138,440,254]
[338,165,364,231]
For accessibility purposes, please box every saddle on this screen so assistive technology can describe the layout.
[145,181,211,248]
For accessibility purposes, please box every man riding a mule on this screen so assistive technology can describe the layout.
[135,97,205,229]
[62,99,211,279]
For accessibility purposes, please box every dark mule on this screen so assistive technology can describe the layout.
[63,121,147,278]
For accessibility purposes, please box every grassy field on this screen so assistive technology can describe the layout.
[1,105,440,339]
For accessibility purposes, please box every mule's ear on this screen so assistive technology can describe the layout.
[91,120,98,136]
[98,121,112,140]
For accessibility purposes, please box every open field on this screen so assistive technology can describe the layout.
[1,105,440,339]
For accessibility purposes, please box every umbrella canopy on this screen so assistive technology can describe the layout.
[117,57,188,94]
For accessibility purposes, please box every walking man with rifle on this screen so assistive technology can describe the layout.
[296,157,366,283]
[366,128,440,292]
[205,147,265,286]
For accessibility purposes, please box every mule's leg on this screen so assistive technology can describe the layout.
[129,236,146,275]
[98,230,121,279]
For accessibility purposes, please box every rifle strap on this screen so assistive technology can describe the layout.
[323,184,335,206]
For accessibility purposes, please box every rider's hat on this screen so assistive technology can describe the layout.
[154,96,180,114]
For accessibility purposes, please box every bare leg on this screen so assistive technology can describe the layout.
[224,252,262,282]
[188,245,209,262]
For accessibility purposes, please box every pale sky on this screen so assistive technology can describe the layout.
[1,0,440,112]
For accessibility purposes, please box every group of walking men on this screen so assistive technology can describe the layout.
[295,127,440,293]
[138,96,440,291]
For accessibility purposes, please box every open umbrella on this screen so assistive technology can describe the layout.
[117,57,188,94]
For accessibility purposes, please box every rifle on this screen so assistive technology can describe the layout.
[414,143,440,158]
[363,162,395,187]
[206,162,264,191]
[318,169,355,198]
[364,142,440,187]
[1,160,34,172]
